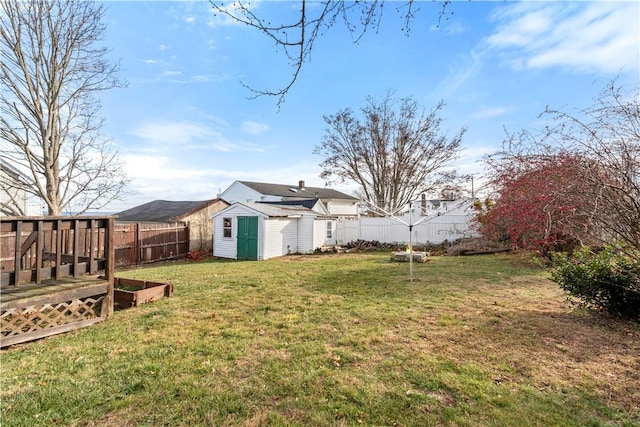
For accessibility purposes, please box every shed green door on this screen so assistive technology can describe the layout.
[237,216,258,260]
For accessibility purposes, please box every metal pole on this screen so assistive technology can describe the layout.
[409,202,413,283]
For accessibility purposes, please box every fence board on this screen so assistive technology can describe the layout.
[113,222,188,267]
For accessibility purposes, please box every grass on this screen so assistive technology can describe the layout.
[1,253,639,426]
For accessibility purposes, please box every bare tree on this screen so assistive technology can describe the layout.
[541,81,640,259]
[0,0,129,216]
[210,0,452,105]
[315,91,465,212]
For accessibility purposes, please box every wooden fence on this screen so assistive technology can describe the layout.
[114,222,189,267]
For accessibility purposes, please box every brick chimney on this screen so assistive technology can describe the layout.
[298,180,305,189]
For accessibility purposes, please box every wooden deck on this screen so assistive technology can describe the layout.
[0,216,115,347]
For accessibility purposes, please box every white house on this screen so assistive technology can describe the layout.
[220,180,359,217]
[212,202,337,260]
[0,158,28,216]
[417,197,475,217]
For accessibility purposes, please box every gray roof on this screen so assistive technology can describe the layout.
[241,202,317,218]
[117,199,221,222]
[257,198,320,210]
[239,180,358,201]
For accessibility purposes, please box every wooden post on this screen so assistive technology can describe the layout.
[103,217,115,317]
[55,220,62,280]
[175,224,179,258]
[13,220,22,286]
[89,219,96,275]
[135,223,140,265]
[36,220,43,284]
[73,219,80,278]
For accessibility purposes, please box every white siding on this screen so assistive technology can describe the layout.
[297,216,315,253]
[313,220,326,249]
[221,181,280,204]
[0,167,28,215]
[313,219,337,248]
[325,199,358,216]
[212,213,237,259]
[263,218,298,259]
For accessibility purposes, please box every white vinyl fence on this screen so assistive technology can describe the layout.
[335,213,478,245]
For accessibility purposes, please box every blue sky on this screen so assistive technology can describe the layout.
[99,1,639,212]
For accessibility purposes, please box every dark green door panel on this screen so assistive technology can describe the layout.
[237,216,258,260]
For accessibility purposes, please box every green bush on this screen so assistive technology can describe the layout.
[550,246,640,320]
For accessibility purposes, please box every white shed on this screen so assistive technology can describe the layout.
[212,202,326,260]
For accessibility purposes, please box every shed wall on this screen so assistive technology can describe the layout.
[312,219,336,248]
[313,219,328,249]
[213,204,267,259]
[296,216,315,253]
[263,218,298,259]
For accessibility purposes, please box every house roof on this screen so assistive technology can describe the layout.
[257,198,320,210]
[116,199,224,222]
[238,180,358,201]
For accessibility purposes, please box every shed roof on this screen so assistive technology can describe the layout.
[117,199,224,222]
[257,198,320,210]
[238,180,358,201]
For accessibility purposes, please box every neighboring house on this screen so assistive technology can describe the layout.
[418,195,474,217]
[116,198,228,253]
[220,180,359,217]
[212,202,336,260]
[0,158,28,216]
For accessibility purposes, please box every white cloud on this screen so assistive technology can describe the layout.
[162,70,183,76]
[430,21,465,35]
[471,107,510,120]
[434,49,483,98]
[130,121,219,146]
[487,2,639,74]
[142,59,160,65]
[129,120,267,153]
[241,120,269,136]
[159,44,168,51]
[183,15,195,24]
[164,74,229,84]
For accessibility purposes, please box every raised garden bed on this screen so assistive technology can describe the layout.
[114,277,173,309]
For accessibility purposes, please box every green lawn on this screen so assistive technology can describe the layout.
[2,253,639,426]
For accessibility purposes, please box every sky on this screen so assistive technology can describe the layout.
[96,0,640,212]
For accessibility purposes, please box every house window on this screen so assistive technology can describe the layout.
[326,221,333,239]
[223,217,232,238]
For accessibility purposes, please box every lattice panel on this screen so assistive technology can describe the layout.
[1,296,104,337]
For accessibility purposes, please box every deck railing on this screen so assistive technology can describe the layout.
[0,216,116,347]
[0,216,115,287]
